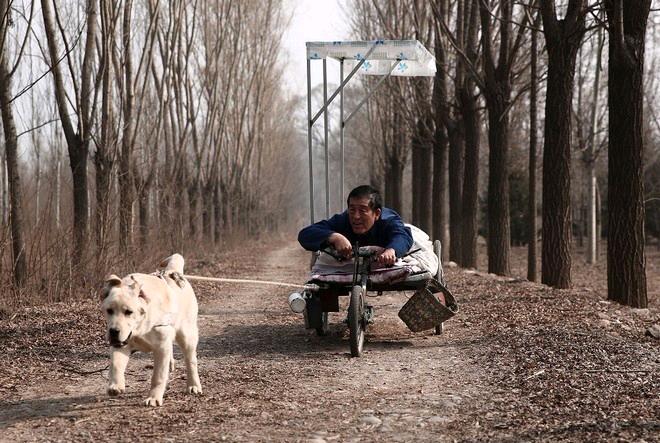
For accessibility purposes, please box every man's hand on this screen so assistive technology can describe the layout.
[328,233,352,258]
[376,248,396,266]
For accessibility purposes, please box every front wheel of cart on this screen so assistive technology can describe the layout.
[349,285,365,357]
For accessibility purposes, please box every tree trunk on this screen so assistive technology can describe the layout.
[479,0,520,276]
[202,183,212,241]
[222,188,232,236]
[384,154,404,214]
[70,141,90,267]
[0,36,28,287]
[94,150,112,251]
[459,86,479,269]
[432,125,449,262]
[119,0,135,253]
[411,136,421,226]
[448,121,464,264]
[484,93,511,276]
[587,23,604,264]
[41,0,97,268]
[213,182,222,245]
[55,143,61,230]
[605,0,649,308]
[432,35,450,259]
[1,148,6,226]
[138,188,149,247]
[34,142,41,223]
[540,3,586,288]
[188,180,199,240]
[417,117,433,234]
[527,17,538,282]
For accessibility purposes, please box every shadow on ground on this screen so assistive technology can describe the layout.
[199,321,419,358]
[0,394,120,428]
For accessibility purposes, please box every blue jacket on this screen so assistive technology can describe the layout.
[298,208,413,257]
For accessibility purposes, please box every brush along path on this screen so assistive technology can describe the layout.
[0,241,657,442]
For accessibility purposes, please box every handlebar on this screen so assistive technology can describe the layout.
[320,245,379,262]
[320,247,345,261]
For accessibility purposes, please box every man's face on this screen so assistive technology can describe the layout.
[348,196,381,235]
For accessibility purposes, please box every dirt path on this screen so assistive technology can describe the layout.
[0,241,658,442]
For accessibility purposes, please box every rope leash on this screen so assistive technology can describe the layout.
[183,275,318,291]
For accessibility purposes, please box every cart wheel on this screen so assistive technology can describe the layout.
[348,285,365,357]
[316,312,328,336]
[435,323,443,335]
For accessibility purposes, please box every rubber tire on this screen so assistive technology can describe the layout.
[349,285,365,357]
[316,312,328,336]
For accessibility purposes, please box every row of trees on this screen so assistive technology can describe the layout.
[0,0,299,296]
[1,0,657,310]
[344,0,654,307]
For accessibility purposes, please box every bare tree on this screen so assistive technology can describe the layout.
[478,0,530,275]
[527,9,539,282]
[457,0,481,268]
[586,19,604,265]
[118,0,136,251]
[0,0,30,286]
[41,0,99,267]
[94,0,119,256]
[604,0,650,308]
[540,1,588,289]
[431,1,450,261]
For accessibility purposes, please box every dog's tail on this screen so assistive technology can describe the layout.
[159,253,185,274]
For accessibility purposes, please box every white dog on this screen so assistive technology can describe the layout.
[101,253,202,406]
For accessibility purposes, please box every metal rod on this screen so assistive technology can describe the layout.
[306,58,315,223]
[310,41,381,125]
[323,59,330,218]
[344,59,400,125]
[339,58,345,210]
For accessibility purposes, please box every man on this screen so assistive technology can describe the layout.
[298,185,413,266]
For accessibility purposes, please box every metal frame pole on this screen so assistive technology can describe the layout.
[306,59,315,223]
[339,58,345,211]
[323,59,330,218]
[310,41,382,125]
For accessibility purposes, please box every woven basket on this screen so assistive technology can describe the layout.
[398,282,458,332]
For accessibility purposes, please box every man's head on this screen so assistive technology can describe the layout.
[347,185,382,234]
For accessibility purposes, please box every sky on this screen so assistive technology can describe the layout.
[282,0,352,95]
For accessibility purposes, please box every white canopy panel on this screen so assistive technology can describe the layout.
[306,40,436,77]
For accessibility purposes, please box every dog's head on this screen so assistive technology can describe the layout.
[101,274,147,348]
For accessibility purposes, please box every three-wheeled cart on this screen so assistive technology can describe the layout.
[297,241,457,357]
[296,40,457,357]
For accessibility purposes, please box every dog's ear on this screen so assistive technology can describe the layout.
[138,289,150,303]
[129,275,150,303]
[101,274,122,299]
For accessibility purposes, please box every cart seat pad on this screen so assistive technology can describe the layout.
[310,246,425,285]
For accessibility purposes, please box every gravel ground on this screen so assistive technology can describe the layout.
[0,242,658,442]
